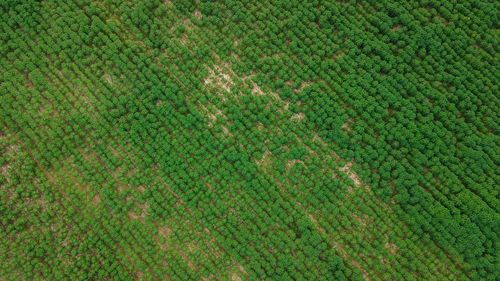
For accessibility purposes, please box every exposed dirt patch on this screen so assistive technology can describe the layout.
[255,150,272,172]
[249,81,288,111]
[286,159,304,170]
[37,105,46,115]
[250,82,266,96]
[193,9,201,20]
[198,102,227,127]
[127,202,149,223]
[352,213,367,227]
[296,81,312,91]
[339,161,367,190]
[385,241,399,255]
[346,185,354,193]
[6,144,18,158]
[227,262,248,281]
[91,194,102,207]
[221,125,233,136]
[176,246,197,271]
[204,63,235,94]
[331,49,345,59]
[290,112,305,120]
[157,225,172,249]
[312,133,329,147]
[126,167,138,178]
[103,73,113,85]
[392,24,403,31]
[0,164,12,183]
[231,271,241,281]
[341,118,354,132]
[0,144,19,183]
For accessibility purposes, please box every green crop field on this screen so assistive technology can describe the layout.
[0,0,498,280]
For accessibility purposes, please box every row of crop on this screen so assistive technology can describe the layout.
[147,10,464,280]
[2,1,328,278]
[141,3,472,278]
[163,2,468,276]
[191,0,498,278]
[0,2,225,278]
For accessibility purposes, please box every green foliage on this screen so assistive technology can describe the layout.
[0,0,498,280]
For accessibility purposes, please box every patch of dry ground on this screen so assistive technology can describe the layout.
[103,73,113,85]
[339,161,367,190]
[204,63,235,95]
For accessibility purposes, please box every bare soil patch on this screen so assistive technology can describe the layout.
[339,161,367,189]
[290,112,305,121]
[341,118,354,132]
[392,24,403,31]
[103,73,113,84]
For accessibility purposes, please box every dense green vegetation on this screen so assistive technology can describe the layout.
[0,0,498,280]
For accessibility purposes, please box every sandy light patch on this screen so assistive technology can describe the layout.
[286,159,304,170]
[103,73,113,85]
[127,202,149,224]
[341,118,354,132]
[339,161,367,190]
[290,112,305,121]
[204,63,235,94]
